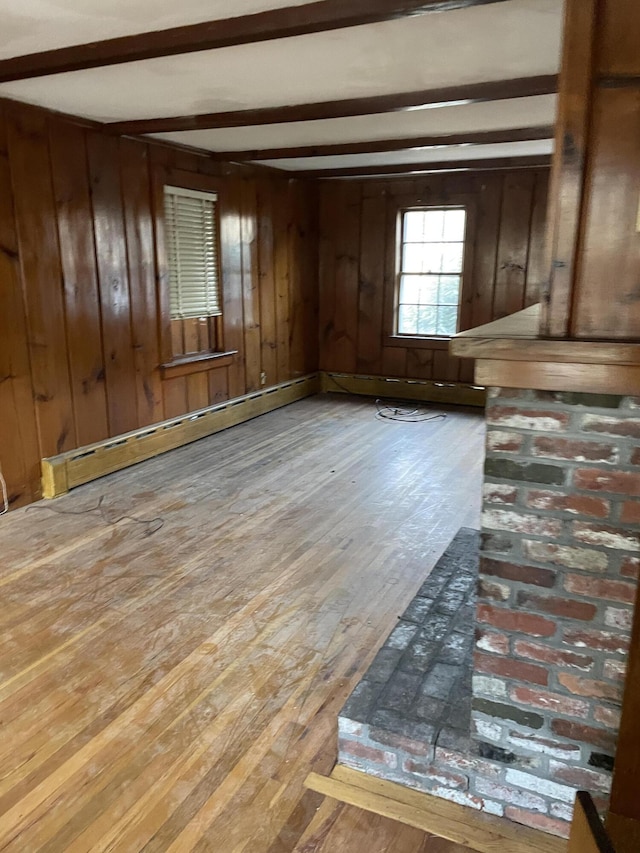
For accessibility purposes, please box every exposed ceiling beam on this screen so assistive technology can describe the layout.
[213,125,555,161]
[300,154,552,178]
[0,0,512,83]
[109,75,559,135]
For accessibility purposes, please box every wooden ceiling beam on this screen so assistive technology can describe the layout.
[299,154,552,178]
[109,75,559,135]
[213,125,555,161]
[0,0,512,83]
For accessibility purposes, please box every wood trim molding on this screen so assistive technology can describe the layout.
[0,1,512,83]
[320,372,486,407]
[160,350,235,379]
[305,765,565,853]
[108,76,559,135]
[304,155,552,180]
[213,126,556,161]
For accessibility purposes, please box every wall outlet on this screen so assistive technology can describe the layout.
[260,371,267,386]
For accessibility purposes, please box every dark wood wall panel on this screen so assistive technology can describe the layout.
[87,131,139,437]
[573,86,640,339]
[6,105,77,459]
[49,119,110,447]
[0,98,318,509]
[319,169,550,382]
[119,138,164,428]
[0,104,40,508]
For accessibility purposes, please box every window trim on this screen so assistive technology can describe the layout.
[382,191,477,349]
[154,168,227,370]
[396,205,467,339]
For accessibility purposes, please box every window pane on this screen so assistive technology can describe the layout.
[438,276,461,305]
[398,304,419,335]
[402,243,445,274]
[403,210,427,242]
[400,275,438,304]
[436,306,459,336]
[423,209,445,241]
[441,243,464,273]
[417,306,438,336]
[402,243,426,273]
[443,209,466,241]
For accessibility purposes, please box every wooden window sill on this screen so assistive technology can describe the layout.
[386,335,452,351]
[161,350,236,379]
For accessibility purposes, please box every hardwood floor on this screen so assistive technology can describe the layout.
[0,394,484,852]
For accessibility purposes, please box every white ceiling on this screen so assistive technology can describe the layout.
[0,0,564,175]
[259,139,555,172]
[0,0,314,59]
[153,95,558,154]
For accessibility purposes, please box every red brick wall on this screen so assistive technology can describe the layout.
[473,388,640,834]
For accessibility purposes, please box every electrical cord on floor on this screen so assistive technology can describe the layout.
[26,495,164,536]
[375,399,448,424]
[324,373,448,423]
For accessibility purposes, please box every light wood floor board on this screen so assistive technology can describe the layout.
[0,395,484,852]
[293,798,474,853]
[305,766,567,853]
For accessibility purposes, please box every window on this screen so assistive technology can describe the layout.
[397,206,467,338]
[164,185,222,357]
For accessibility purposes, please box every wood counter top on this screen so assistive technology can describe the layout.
[449,304,640,395]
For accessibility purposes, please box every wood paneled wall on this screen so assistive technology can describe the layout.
[318,169,549,383]
[543,0,640,340]
[0,99,318,510]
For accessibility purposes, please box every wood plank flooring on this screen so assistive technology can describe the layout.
[0,394,485,852]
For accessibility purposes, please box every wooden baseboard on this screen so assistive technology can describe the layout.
[41,374,320,499]
[304,765,567,853]
[320,372,486,407]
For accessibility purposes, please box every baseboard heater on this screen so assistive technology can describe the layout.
[320,372,486,407]
[41,373,320,499]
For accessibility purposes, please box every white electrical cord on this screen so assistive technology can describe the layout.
[0,471,8,516]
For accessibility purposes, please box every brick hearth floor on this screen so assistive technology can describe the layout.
[337,528,492,802]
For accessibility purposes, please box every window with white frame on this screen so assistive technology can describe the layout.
[397,206,467,338]
[164,185,222,322]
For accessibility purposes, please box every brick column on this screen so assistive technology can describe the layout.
[473,388,639,834]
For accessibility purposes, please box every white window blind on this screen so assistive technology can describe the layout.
[164,185,222,320]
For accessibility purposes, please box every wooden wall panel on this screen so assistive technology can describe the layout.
[6,105,77,459]
[598,0,640,75]
[257,178,278,389]
[302,182,320,375]
[49,118,109,447]
[0,105,40,508]
[119,138,164,427]
[87,131,139,436]
[220,177,246,399]
[493,171,536,319]
[241,178,261,393]
[357,188,387,375]
[330,183,361,374]
[273,178,292,384]
[319,169,550,383]
[572,87,640,339]
[0,97,318,509]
